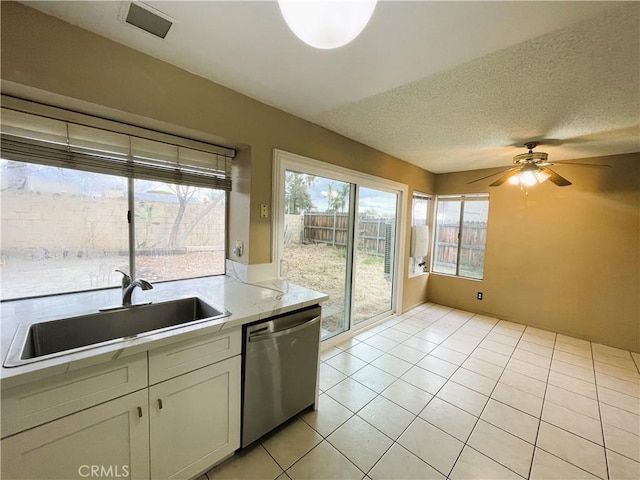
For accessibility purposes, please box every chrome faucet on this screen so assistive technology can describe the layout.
[115,270,153,306]
[115,269,131,293]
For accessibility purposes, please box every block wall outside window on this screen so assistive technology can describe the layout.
[0,160,226,300]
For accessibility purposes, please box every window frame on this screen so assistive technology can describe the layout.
[0,99,232,301]
[409,191,432,277]
[272,149,408,341]
[431,193,489,280]
[0,161,229,302]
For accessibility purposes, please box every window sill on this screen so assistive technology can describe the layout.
[429,271,484,282]
[408,270,429,279]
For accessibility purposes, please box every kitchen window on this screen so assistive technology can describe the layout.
[432,194,489,280]
[0,104,233,301]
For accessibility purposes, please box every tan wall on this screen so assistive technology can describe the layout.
[7,4,632,349]
[0,2,433,311]
[429,153,640,351]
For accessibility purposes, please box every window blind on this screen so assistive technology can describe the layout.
[0,108,234,190]
[437,193,489,201]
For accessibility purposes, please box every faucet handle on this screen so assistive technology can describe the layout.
[115,269,132,288]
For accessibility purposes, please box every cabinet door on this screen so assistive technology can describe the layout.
[1,390,150,480]
[149,355,241,480]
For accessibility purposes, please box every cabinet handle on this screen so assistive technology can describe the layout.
[137,406,143,418]
[158,399,163,410]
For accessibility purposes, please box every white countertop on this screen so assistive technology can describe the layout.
[0,275,328,387]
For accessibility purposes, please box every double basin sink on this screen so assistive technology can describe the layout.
[4,297,230,368]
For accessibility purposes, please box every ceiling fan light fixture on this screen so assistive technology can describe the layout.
[513,151,548,164]
[534,169,550,184]
[278,0,377,50]
[472,142,576,189]
[508,168,549,187]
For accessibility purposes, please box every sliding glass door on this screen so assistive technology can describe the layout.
[274,150,405,341]
[281,171,353,338]
[352,187,398,325]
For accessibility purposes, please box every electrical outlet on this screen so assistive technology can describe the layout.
[233,240,243,257]
[260,204,269,218]
[477,292,483,300]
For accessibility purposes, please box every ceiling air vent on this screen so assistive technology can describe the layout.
[125,2,173,39]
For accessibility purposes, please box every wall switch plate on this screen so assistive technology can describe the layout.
[260,204,269,218]
[477,292,483,300]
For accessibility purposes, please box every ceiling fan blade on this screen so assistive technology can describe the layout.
[468,167,517,185]
[550,161,611,167]
[540,166,572,186]
[489,168,521,186]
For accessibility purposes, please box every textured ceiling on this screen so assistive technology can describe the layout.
[21,1,640,173]
[313,3,640,172]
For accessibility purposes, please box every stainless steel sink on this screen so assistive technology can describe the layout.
[4,297,230,367]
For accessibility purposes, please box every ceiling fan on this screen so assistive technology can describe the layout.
[469,142,610,188]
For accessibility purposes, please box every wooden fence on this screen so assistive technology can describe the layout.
[434,222,487,272]
[298,214,487,273]
[302,212,393,257]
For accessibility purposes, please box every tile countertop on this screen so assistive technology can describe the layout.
[0,275,328,387]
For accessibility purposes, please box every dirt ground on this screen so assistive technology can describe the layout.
[282,243,392,334]
[0,250,227,300]
[0,246,388,330]
[136,251,225,282]
[136,244,392,334]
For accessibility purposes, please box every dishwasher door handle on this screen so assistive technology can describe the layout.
[248,315,321,342]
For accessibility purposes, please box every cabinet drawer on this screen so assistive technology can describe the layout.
[148,328,241,384]
[1,352,148,438]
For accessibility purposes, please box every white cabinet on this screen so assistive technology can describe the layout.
[2,352,148,438]
[1,327,242,480]
[1,390,150,480]
[149,328,241,385]
[149,356,241,479]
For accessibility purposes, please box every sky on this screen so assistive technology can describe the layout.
[307,176,397,217]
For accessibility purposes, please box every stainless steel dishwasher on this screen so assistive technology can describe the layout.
[241,305,321,447]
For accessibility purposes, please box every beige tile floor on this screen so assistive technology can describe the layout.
[205,303,640,480]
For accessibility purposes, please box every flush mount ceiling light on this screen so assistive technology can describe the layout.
[278,0,377,49]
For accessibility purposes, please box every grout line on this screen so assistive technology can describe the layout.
[318,305,637,480]
[531,337,615,479]
[324,308,462,477]
[526,329,557,479]
[444,318,527,479]
[283,435,365,479]
[396,316,505,475]
[534,442,610,480]
[631,352,640,375]
[592,341,611,480]
[326,308,486,478]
